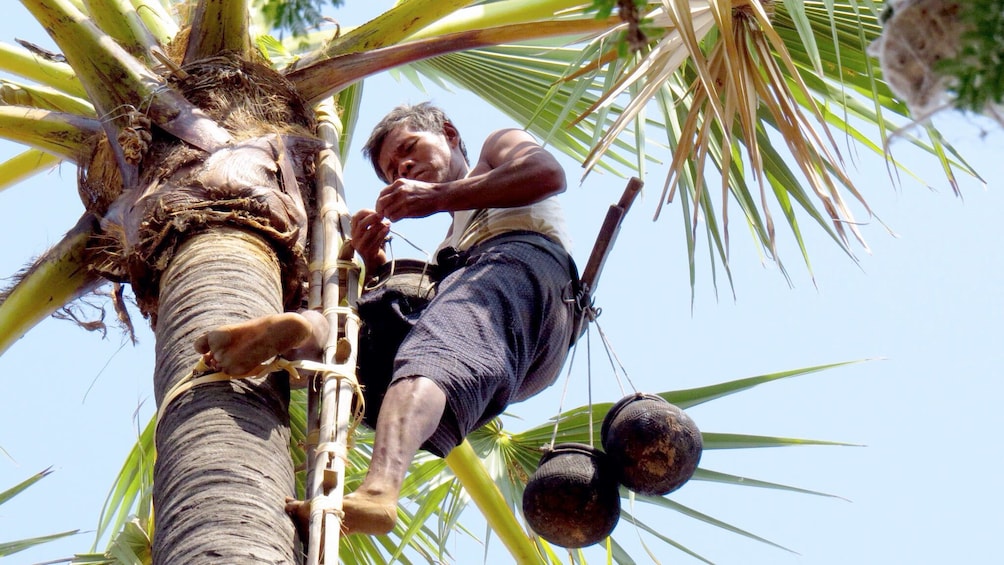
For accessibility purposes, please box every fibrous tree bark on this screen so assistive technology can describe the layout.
[153,228,297,564]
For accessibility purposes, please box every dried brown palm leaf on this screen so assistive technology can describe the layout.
[580,0,876,275]
[577,2,718,170]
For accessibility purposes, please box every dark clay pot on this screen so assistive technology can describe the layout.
[601,393,702,496]
[522,443,620,548]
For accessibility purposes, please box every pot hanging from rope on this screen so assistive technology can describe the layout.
[522,442,620,548]
[601,393,702,496]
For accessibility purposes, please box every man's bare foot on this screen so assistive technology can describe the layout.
[284,496,310,546]
[194,313,312,376]
[284,493,396,537]
[342,491,397,535]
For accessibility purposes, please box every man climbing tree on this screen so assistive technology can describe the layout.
[197,102,579,536]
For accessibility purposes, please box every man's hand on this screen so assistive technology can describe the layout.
[375,178,443,222]
[350,209,390,270]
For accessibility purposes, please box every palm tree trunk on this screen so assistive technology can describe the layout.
[152,227,296,564]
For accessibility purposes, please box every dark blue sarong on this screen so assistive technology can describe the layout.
[392,235,575,457]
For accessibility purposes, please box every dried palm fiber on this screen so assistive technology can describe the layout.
[86,52,322,320]
[522,443,620,548]
[868,0,968,117]
[601,393,702,496]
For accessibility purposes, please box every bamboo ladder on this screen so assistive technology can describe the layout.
[303,100,361,565]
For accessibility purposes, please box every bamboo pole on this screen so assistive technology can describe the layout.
[305,99,362,565]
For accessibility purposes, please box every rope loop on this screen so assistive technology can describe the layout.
[307,258,362,274]
[156,357,366,439]
[309,495,346,528]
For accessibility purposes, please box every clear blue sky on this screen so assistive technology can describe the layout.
[2,3,1002,564]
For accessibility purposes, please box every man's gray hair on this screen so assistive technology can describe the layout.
[363,102,469,182]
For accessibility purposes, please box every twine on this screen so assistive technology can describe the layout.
[156,356,366,440]
[547,297,636,450]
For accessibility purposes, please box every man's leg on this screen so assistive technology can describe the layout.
[341,375,447,534]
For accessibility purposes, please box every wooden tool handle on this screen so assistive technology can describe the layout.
[579,177,643,294]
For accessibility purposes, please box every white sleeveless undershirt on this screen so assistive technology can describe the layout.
[435,196,572,259]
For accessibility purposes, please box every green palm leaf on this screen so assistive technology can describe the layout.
[387,1,982,293]
[0,149,61,192]
[0,531,81,559]
[692,467,846,499]
[0,79,95,115]
[0,40,87,99]
[90,361,860,563]
[1,468,80,558]
[0,467,52,506]
[0,214,102,356]
[93,417,154,552]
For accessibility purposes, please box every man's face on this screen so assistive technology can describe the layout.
[377,123,463,184]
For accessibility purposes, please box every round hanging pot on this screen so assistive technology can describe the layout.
[601,393,702,496]
[522,442,620,548]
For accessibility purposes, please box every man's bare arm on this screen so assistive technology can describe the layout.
[377,128,566,221]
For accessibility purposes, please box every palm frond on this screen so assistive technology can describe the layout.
[0,467,52,505]
[406,42,643,176]
[94,361,857,563]
[289,0,476,70]
[125,0,178,44]
[446,441,539,563]
[0,531,81,558]
[0,214,102,355]
[664,359,869,408]
[444,0,975,293]
[388,481,454,563]
[702,432,853,449]
[0,468,80,558]
[23,0,163,119]
[0,41,88,99]
[286,18,614,105]
[0,149,61,192]
[68,517,152,565]
[22,0,232,188]
[612,507,716,563]
[1,79,96,116]
[81,0,163,64]
[93,417,154,552]
[692,467,846,499]
[0,106,101,162]
[622,499,793,554]
[184,0,255,63]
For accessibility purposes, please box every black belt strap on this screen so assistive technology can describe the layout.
[436,230,575,283]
